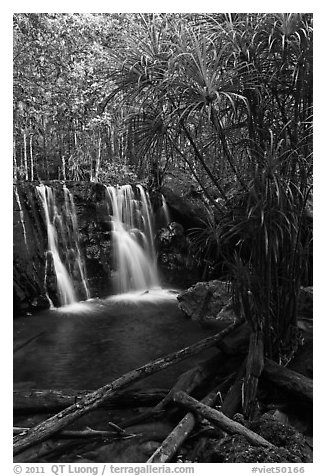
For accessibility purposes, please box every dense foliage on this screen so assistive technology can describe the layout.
[13,14,313,387]
[14,13,132,182]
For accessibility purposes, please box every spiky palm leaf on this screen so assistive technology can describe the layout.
[105,14,312,366]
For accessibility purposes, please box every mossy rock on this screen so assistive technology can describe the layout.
[202,413,311,463]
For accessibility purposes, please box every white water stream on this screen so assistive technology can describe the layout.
[37,184,90,306]
[36,183,165,305]
[106,184,159,294]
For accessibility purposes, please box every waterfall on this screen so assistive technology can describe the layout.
[37,184,90,306]
[161,195,171,226]
[106,184,159,293]
[63,185,90,300]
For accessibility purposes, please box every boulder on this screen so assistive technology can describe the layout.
[161,186,205,228]
[177,280,235,324]
[178,281,313,327]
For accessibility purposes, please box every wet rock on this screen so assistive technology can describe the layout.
[157,222,200,287]
[13,183,50,315]
[177,280,235,324]
[157,222,187,252]
[14,259,48,315]
[161,186,205,228]
[13,182,116,314]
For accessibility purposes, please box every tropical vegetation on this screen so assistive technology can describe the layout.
[13,13,313,417]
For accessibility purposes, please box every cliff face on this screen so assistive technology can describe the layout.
[13,182,115,316]
[14,183,48,315]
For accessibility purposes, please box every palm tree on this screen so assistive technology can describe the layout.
[104,13,313,418]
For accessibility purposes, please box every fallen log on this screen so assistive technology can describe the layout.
[221,360,246,418]
[122,323,248,428]
[147,387,220,463]
[151,351,224,411]
[120,351,224,428]
[13,318,244,456]
[145,321,250,415]
[186,373,237,462]
[13,426,133,439]
[14,388,168,413]
[263,358,313,403]
[173,391,275,448]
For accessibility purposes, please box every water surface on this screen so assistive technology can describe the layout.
[14,290,216,390]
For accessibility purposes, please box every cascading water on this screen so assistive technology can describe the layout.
[37,184,76,306]
[63,185,90,300]
[37,184,90,307]
[161,195,171,226]
[106,184,159,294]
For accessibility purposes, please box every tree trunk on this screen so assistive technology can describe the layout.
[14,388,168,413]
[23,132,28,180]
[121,350,227,428]
[262,358,313,403]
[13,427,124,439]
[14,138,17,180]
[153,351,223,411]
[123,322,249,428]
[94,136,101,181]
[29,135,34,181]
[243,330,264,419]
[186,374,236,462]
[147,388,220,463]
[61,156,66,181]
[221,360,246,418]
[42,117,49,180]
[13,319,244,455]
[173,391,275,448]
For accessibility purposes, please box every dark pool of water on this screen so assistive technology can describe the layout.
[13,290,216,391]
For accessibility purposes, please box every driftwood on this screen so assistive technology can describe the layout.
[220,360,246,418]
[13,318,244,456]
[153,321,249,413]
[263,358,313,403]
[13,426,133,439]
[187,373,237,462]
[173,391,275,448]
[149,350,225,411]
[14,388,168,413]
[122,322,249,429]
[120,351,224,429]
[147,387,220,463]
